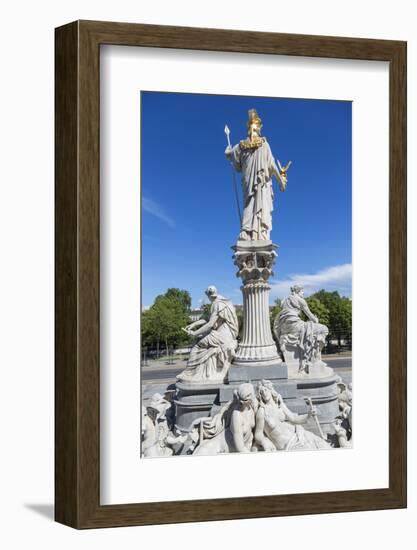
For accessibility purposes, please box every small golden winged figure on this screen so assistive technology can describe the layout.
[277,159,292,191]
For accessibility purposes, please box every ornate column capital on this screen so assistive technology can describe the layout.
[232,240,278,283]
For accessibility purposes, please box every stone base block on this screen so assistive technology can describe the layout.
[174,381,225,432]
[278,372,341,436]
[287,361,334,379]
[227,362,288,383]
[283,347,332,379]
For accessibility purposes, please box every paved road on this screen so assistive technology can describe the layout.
[327,358,352,370]
[142,357,352,382]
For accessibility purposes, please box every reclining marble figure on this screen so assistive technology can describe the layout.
[254,380,330,451]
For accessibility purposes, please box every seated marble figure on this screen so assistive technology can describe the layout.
[177,286,239,384]
[273,284,329,375]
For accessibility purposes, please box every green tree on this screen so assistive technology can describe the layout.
[305,296,330,327]
[163,288,191,314]
[338,297,352,347]
[270,298,282,334]
[141,308,154,351]
[308,290,352,348]
[141,288,192,356]
[141,306,164,356]
[155,296,190,354]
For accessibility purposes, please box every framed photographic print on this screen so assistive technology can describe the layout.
[55,20,406,528]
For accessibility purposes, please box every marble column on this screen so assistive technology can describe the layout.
[231,240,284,371]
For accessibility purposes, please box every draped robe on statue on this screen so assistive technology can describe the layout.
[227,138,282,240]
[178,296,239,383]
[274,293,328,368]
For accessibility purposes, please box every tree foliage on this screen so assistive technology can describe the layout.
[141,288,192,354]
[270,298,282,333]
[305,296,330,327]
[163,288,191,314]
[308,290,352,346]
[270,298,282,320]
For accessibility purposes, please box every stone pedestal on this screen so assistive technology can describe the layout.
[283,346,334,379]
[279,373,342,436]
[174,381,221,432]
[232,240,282,369]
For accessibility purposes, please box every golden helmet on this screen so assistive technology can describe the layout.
[246,109,262,133]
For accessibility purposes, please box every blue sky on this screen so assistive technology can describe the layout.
[141,92,351,308]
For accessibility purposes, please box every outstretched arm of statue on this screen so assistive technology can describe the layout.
[187,310,220,337]
[277,170,287,192]
[276,159,291,192]
[299,298,319,323]
[185,319,206,331]
[225,144,242,171]
[269,164,286,192]
[282,402,309,425]
[182,319,206,337]
[225,145,233,158]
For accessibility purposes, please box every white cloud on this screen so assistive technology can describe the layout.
[270,263,352,299]
[142,196,175,228]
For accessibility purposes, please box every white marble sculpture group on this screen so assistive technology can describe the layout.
[141,108,352,457]
[177,282,331,386]
[142,377,353,456]
[195,379,330,454]
[143,380,333,457]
